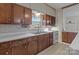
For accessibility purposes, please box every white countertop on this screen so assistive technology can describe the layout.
[0,31,54,43]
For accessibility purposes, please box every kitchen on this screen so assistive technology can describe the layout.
[0,3,79,55]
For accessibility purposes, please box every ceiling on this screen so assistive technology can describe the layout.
[47,3,73,9]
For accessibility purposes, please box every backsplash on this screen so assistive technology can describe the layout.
[0,24,28,33]
[0,24,58,34]
[0,24,44,33]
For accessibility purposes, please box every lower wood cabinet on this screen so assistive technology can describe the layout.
[0,41,11,55]
[12,45,27,55]
[62,32,77,44]
[11,39,28,55]
[49,33,53,46]
[38,34,50,52]
[62,32,68,43]
[27,37,38,55]
[0,48,12,55]
[0,32,53,55]
[38,35,46,52]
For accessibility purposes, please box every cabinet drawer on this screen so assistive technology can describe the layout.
[0,41,10,50]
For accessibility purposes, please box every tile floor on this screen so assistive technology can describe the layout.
[37,43,79,55]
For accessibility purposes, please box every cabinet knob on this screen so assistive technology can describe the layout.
[6,52,8,55]
[25,46,26,48]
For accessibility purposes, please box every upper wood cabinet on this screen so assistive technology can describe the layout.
[43,14,55,26]
[0,3,32,25]
[24,7,32,25]
[0,3,12,24]
[13,4,24,24]
[51,16,55,26]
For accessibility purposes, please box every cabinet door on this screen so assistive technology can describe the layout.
[11,40,28,55]
[12,45,27,55]
[38,34,49,52]
[0,3,12,24]
[42,14,55,26]
[49,33,53,46]
[0,48,12,55]
[43,34,49,49]
[46,15,50,25]
[24,8,32,25]
[13,4,24,24]
[68,32,77,43]
[27,37,38,55]
[62,32,68,43]
[42,15,46,25]
[38,35,44,52]
[51,16,55,26]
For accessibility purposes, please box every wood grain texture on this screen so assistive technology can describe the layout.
[0,4,12,24]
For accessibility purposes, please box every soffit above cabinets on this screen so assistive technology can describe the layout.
[46,3,74,9]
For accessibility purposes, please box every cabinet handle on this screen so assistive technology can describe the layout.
[6,52,8,55]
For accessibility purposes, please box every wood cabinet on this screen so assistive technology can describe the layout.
[43,14,55,26]
[27,37,38,55]
[49,32,53,46]
[0,3,12,24]
[51,16,55,26]
[38,34,50,52]
[0,48,12,55]
[24,7,32,25]
[67,32,77,43]
[13,4,24,24]
[0,41,11,55]
[62,32,68,43]
[0,32,53,55]
[0,3,32,25]
[62,32,77,44]
[11,39,28,55]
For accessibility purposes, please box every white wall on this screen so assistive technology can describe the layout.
[63,4,79,32]
[17,3,56,16]
[56,9,63,42]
